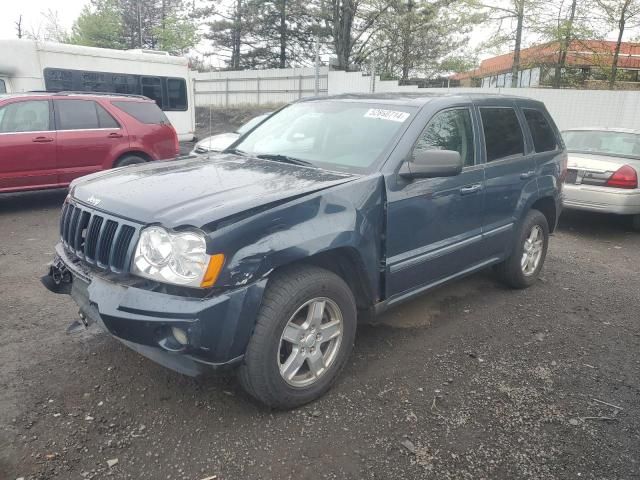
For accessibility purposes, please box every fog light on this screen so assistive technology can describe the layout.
[171,327,188,346]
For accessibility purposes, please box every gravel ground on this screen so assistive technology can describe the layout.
[1,189,639,480]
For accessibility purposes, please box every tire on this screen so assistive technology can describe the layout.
[495,209,549,289]
[630,214,640,232]
[238,265,357,409]
[114,155,146,168]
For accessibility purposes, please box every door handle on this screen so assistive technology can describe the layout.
[32,136,54,143]
[108,132,123,138]
[460,184,483,195]
[520,170,536,180]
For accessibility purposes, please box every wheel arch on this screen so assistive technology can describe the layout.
[113,150,152,168]
[268,247,377,311]
[530,195,558,233]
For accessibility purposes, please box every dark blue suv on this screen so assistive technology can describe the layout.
[44,93,566,409]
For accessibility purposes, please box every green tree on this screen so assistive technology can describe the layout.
[69,0,198,52]
[199,0,321,69]
[594,0,640,88]
[68,0,127,49]
[532,0,597,88]
[320,0,394,71]
[466,0,542,87]
[368,0,480,81]
[153,12,199,54]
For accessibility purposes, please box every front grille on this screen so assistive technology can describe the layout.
[60,201,139,274]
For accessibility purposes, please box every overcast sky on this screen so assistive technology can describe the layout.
[2,0,638,64]
[2,0,86,41]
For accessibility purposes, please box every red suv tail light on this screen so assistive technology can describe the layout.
[606,165,638,189]
[172,127,180,156]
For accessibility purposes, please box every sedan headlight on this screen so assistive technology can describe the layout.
[132,226,224,288]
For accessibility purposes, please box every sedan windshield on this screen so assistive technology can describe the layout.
[230,101,416,173]
[563,130,640,159]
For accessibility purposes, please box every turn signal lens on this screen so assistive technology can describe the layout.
[200,254,225,288]
[606,165,638,189]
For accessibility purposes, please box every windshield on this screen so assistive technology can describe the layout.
[237,113,270,135]
[563,130,640,159]
[231,101,416,173]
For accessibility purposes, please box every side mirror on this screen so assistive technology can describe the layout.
[399,150,463,179]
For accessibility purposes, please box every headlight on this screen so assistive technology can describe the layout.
[132,226,224,288]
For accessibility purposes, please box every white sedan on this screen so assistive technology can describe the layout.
[191,113,271,155]
[562,128,640,230]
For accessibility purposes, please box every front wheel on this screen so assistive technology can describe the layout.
[495,209,549,289]
[238,265,357,409]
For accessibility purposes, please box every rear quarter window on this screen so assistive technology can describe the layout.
[524,108,558,152]
[111,101,170,125]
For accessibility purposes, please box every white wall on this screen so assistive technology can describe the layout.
[194,67,640,131]
[194,67,328,107]
[413,87,640,131]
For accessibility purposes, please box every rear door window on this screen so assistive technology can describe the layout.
[480,107,525,162]
[524,108,557,152]
[55,100,100,130]
[0,100,51,132]
[112,101,170,124]
[96,103,120,128]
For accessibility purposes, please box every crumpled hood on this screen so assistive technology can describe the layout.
[71,155,357,229]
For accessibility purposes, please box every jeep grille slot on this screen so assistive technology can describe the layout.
[60,202,138,274]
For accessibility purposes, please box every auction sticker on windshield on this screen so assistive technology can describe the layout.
[364,109,410,123]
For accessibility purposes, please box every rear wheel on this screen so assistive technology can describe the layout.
[630,214,640,232]
[238,265,357,409]
[114,154,146,168]
[495,209,549,289]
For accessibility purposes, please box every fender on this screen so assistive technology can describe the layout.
[207,174,387,303]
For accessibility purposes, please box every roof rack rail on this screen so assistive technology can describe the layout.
[25,90,149,100]
[54,91,150,100]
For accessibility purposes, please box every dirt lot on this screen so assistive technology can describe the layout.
[1,188,639,480]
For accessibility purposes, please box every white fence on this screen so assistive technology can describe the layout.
[194,68,640,131]
[193,67,328,107]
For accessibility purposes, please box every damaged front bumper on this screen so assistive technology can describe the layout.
[42,244,266,376]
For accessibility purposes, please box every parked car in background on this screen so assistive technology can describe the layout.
[562,128,640,230]
[191,113,271,155]
[0,92,179,193]
[0,39,195,141]
[43,94,564,409]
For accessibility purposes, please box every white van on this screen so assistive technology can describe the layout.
[0,39,195,141]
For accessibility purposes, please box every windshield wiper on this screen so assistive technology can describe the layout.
[225,148,248,156]
[256,154,315,167]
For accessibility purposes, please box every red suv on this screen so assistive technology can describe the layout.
[0,92,179,193]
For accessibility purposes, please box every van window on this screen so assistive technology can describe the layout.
[112,101,170,124]
[56,100,100,130]
[0,100,51,133]
[524,109,557,152]
[0,79,6,94]
[480,107,525,162]
[414,108,475,167]
[141,77,164,108]
[166,78,187,111]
